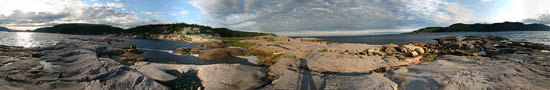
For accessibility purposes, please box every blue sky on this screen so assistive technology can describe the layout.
[1,0,550,36]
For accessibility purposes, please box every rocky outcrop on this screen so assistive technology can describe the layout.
[390,55,550,90]
[172,47,191,55]
[132,62,268,90]
[263,58,398,90]
[0,42,168,90]
[305,52,422,73]
[198,48,247,60]
[106,45,147,65]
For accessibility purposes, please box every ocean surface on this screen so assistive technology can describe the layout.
[314,31,550,45]
[0,31,253,65]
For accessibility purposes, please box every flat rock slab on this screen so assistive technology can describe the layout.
[306,52,421,73]
[262,68,398,90]
[132,62,268,90]
[0,42,168,90]
[390,55,550,90]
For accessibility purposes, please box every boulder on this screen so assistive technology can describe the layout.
[172,47,191,54]
[190,48,202,54]
[119,52,147,64]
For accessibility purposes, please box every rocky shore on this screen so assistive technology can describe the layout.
[1,35,549,90]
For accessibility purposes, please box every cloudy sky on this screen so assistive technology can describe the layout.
[1,0,550,36]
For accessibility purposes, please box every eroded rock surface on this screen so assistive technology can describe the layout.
[132,62,268,90]
[0,42,168,90]
[390,55,550,90]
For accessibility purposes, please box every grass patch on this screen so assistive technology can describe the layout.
[319,48,329,52]
[216,37,257,48]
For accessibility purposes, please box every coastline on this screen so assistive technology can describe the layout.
[1,34,550,89]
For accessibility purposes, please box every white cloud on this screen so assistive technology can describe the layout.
[190,0,472,35]
[0,0,163,30]
[106,2,124,8]
[180,10,188,15]
[480,0,492,3]
[523,14,550,24]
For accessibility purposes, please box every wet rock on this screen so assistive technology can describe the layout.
[198,48,247,60]
[172,47,191,54]
[118,52,147,65]
[190,48,202,54]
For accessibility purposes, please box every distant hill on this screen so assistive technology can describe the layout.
[33,23,123,35]
[121,23,274,37]
[411,22,550,34]
[0,26,11,31]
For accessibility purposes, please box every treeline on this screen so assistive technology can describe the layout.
[412,22,550,34]
[33,23,274,37]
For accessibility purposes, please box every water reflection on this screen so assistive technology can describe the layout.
[15,32,35,47]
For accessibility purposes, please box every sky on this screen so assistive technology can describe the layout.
[1,0,550,36]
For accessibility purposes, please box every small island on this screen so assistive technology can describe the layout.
[411,22,550,34]
[33,23,123,35]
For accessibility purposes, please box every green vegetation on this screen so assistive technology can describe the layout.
[319,48,329,52]
[32,23,274,37]
[161,70,203,90]
[121,23,274,37]
[411,22,550,34]
[217,37,257,48]
[33,23,122,35]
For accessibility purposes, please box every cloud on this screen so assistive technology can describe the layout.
[180,10,188,15]
[0,0,163,30]
[523,14,550,24]
[480,0,492,2]
[190,0,472,34]
[106,2,125,8]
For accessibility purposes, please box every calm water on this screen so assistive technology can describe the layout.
[315,31,550,45]
[0,31,253,65]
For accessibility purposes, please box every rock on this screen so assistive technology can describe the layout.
[391,55,550,90]
[190,48,202,54]
[0,42,168,90]
[119,52,147,64]
[198,48,247,60]
[248,45,288,55]
[172,47,191,54]
[198,64,267,90]
[410,51,419,57]
[132,63,267,90]
[306,52,420,73]
[268,58,299,78]
[262,68,398,90]
[415,48,425,54]
[434,36,458,44]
